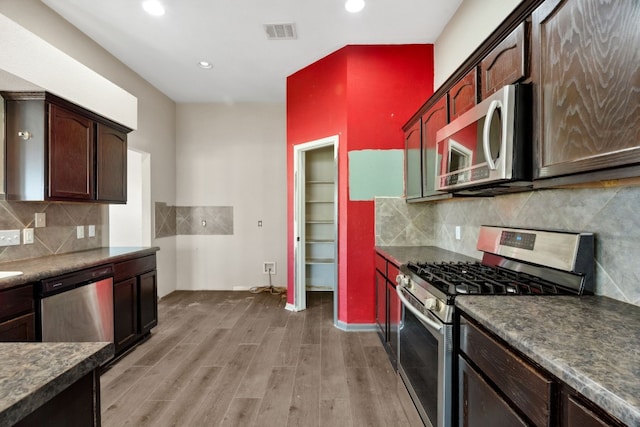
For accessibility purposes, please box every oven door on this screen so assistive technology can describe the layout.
[397,285,452,427]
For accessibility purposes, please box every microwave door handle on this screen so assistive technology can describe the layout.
[482,100,501,170]
[396,286,443,333]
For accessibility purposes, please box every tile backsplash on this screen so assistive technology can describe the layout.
[376,185,640,306]
[155,202,233,238]
[0,201,105,263]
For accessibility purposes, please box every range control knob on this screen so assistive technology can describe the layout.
[395,274,410,288]
[424,298,440,311]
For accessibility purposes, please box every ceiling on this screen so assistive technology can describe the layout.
[40,0,463,103]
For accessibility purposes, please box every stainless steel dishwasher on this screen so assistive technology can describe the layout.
[38,264,114,343]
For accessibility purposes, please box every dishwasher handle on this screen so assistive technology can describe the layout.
[40,264,114,296]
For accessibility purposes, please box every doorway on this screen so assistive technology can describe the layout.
[290,136,338,325]
[109,149,152,246]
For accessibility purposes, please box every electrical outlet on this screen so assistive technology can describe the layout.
[263,262,276,275]
[455,226,461,240]
[35,212,46,228]
[23,228,34,245]
[0,230,21,246]
[77,226,85,239]
[88,225,96,237]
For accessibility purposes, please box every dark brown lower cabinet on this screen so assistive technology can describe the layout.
[0,285,35,342]
[458,312,627,427]
[375,252,400,368]
[15,370,100,427]
[113,254,158,358]
[113,277,138,354]
[139,270,158,334]
[0,312,36,342]
[459,357,528,427]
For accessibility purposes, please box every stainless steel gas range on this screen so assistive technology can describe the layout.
[395,225,594,427]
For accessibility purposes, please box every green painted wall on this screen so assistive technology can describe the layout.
[348,149,404,201]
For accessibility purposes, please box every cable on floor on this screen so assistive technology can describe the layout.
[249,268,287,295]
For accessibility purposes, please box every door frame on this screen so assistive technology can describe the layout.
[288,135,339,325]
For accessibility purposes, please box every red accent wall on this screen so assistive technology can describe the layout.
[287,44,434,324]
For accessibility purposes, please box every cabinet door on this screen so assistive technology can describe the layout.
[114,278,138,354]
[48,104,95,200]
[448,69,477,121]
[0,313,35,342]
[566,395,611,427]
[480,22,527,99]
[404,119,422,199]
[459,357,528,427]
[422,96,448,197]
[96,123,127,203]
[139,270,158,334]
[375,269,387,338]
[532,0,640,179]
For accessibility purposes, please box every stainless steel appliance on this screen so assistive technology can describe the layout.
[38,264,114,343]
[436,84,532,194]
[395,226,594,427]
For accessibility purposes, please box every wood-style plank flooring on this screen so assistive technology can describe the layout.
[100,291,423,426]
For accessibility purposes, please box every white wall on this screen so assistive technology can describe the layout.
[434,0,523,89]
[0,0,178,298]
[176,103,287,290]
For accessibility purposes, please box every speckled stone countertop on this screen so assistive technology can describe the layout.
[0,246,159,291]
[0,342,113,426]
[456,296,640,426]
[375,245,478,266]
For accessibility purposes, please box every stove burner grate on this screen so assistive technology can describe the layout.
[407,261,576,296]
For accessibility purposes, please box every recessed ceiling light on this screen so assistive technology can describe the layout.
[142,0,165,16]
[198,61,213,69]
[345,0,365,13]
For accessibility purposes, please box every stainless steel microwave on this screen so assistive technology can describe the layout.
[436,84,532,194]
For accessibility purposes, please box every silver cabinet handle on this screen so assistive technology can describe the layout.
[396,286,443,333]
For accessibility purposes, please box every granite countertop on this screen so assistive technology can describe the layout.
[0,342,113,426]
[375,245,478,266]
[456,296,640,426]
[0,246,159,291]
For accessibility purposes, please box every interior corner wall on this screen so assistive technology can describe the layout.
[0,0,178,298]
[175,103,287,291]
[287,44,434,325]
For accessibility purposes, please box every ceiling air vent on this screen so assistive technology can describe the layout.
[264,23,297,40]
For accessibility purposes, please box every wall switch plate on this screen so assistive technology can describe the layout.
[455,226,461,240]
[0,230,21,246]
[88,225,96,237]
[35,213,46,228]
[77,226,85,239]
[263,262,276,274]
[23,228,34,245]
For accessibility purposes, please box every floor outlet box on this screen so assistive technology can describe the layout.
[0,230,21,246]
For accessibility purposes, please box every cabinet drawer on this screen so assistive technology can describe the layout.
[566,395,610,427]
[114,255,157,282]
[387,262,400,283]
[0,285,34,323]
[459,315,553,427]
[375,253,387,276]
[0,312,36,342]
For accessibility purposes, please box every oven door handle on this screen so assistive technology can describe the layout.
[396,286,443,333]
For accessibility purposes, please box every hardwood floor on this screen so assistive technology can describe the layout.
[100,291,423,427]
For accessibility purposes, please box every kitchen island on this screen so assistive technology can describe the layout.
[457,295,640,426]
[0,342,113,426]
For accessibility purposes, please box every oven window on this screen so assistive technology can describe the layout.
[400,305,440,425]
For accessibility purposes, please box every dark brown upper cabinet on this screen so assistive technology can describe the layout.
[3,91,131,203]
[421,96,448,198]
[404,118,422,199]
[448,68,477,121]
[480,22,528,99]
[532,0,640,182]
